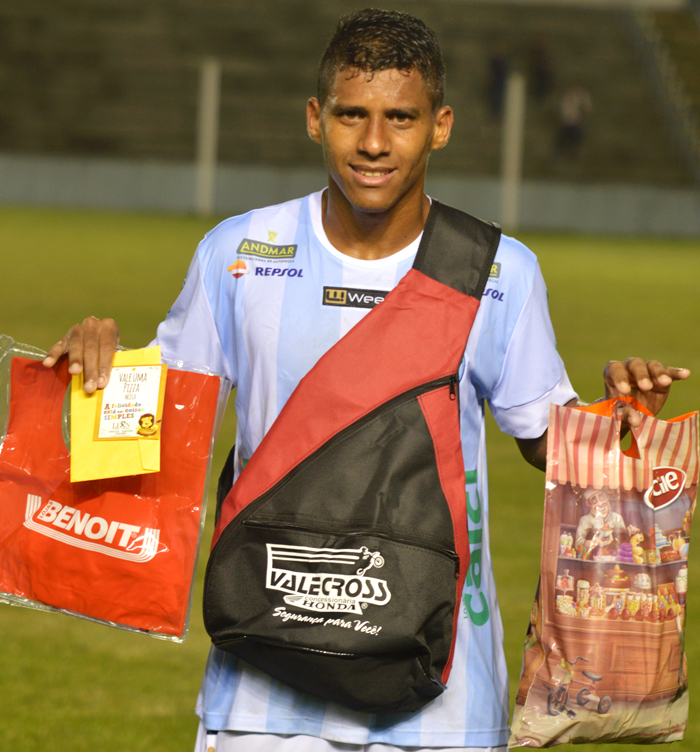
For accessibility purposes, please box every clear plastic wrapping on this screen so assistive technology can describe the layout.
[510,398,696,746]
[0,334,231,641]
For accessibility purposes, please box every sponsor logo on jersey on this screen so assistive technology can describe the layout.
[266,543,391,614]
[228,260,249,278]
[322,286,388,308]
[237,238,298,260]
[489,262,501,280]
[463,469,490,626]
[24,495,161,562]
[482,288,505,302]
[644,467,686,510]
[254,267,304,277]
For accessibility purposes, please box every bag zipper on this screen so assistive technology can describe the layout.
[242,519,460,576]
[449,374,457,401]
[212,373,459,551]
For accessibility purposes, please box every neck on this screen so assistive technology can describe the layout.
[322,181,430,260]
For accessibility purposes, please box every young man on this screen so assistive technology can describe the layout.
[43,10,688,752]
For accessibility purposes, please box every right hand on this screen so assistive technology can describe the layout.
[42,317,119,393]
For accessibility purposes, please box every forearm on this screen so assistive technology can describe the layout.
[515,397,580,471]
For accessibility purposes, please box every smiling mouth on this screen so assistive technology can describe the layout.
[354,167,393,176]
[350,166,396,185]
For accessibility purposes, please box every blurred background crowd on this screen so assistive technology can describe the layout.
[0,0,698,234]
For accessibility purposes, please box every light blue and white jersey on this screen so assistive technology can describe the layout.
[155,190,576,748]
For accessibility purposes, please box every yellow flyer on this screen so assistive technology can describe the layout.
[70,347,167,482]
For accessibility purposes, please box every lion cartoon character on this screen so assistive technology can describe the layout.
[136,413,159,437]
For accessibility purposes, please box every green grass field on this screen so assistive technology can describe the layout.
[1,206,699,750]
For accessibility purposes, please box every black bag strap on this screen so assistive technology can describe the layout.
[412,200,501,299]
[215,202,501,511]
[215,444,236,524]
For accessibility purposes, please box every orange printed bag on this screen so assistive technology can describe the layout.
[510,398,696,746]
[0,336,229,639]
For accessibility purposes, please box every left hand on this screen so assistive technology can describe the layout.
[604,358,690,426]
[517,358,690,472]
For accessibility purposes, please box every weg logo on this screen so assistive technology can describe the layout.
[323,287,388,309]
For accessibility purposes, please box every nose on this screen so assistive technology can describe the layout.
[357,115,390,158]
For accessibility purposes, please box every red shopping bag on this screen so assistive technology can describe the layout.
[510,398,697,746]
[0,352,225,638]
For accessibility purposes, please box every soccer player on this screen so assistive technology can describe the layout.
[43,9,689,752]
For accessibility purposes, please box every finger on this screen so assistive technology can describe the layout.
[96,320,120,389]
[615,401,642,428]
[65,323,88,381]
[622,357,654,392]
[42,336,70,368]
[78,317,109,393]
[668,366,691,380]
[646,360,690,388]
[604,360,637,396]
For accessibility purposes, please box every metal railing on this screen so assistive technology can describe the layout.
[629,10,700,183]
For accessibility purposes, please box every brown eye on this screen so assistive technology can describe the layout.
[389,112,414,126]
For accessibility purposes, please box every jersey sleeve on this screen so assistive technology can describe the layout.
[468,235,576,440]
[487,262,576,439]
[152,245,236,384]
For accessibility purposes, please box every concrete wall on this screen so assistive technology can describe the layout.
[1,151,698,236]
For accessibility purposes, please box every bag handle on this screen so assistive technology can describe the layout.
[575,396,652,459]
[574,396,652,419]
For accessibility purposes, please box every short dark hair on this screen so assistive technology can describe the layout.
[318,9,446,112]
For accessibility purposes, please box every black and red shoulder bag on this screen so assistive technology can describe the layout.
[203,200,500,713]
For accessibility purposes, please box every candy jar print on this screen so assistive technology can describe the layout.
[556,569,574,591]
[559,530,568,555]
[576,579,590,607]
[634,595,647,621]
[650,595,660,622]
[627,592,641,618]
[621,602,632,621]
[565,531,575,557]
[556,594,575,616]
[590,583,605,617]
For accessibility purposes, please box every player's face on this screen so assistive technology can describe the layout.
[307,68,452,214]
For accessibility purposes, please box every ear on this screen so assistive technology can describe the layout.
[307,97,323,144]
[430,105,454,151]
